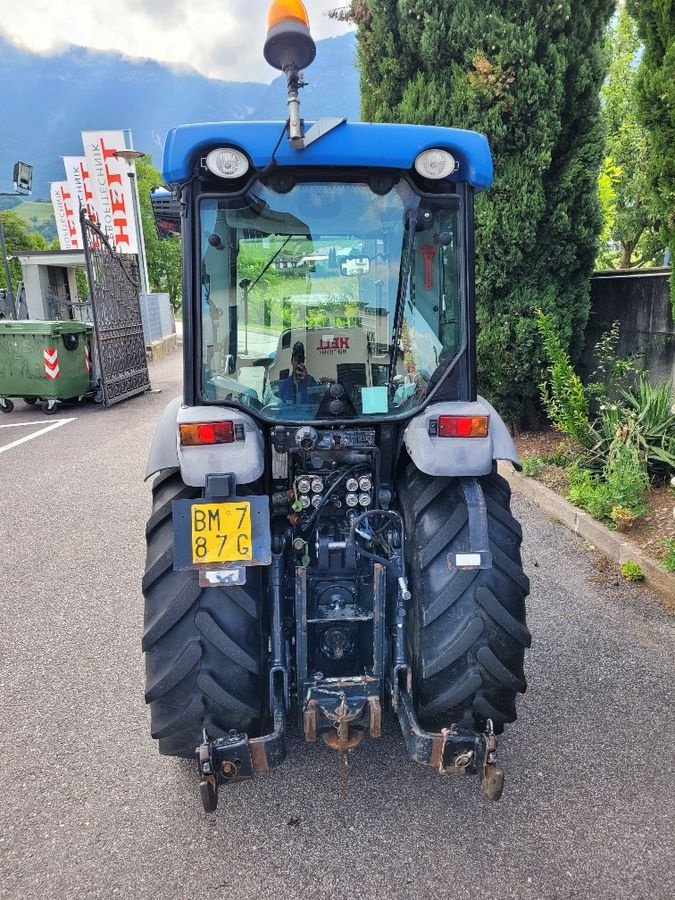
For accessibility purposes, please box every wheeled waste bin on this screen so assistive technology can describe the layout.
[0,320,94,415]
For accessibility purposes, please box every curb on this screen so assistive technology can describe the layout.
[147,333,178,361]
[498,462,675,611]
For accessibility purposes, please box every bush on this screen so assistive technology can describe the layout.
[620,561,644,581]
[536,310,598,451]
[566,429,649,524]
[522,456,546,478]
[619,376,675,477]
[661,538,675,573]
[537,310,675,481]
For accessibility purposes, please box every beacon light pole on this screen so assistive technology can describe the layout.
[114,146,150,295]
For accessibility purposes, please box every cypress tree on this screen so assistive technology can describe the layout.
[350,1,614,423]
[626,0,675,300]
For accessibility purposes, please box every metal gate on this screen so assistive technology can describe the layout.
[81,212,150,406]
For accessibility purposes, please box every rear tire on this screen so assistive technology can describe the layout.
[399,466,530,734]
[142,469,266,757]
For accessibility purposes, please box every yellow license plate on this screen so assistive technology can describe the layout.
[191,501,252,564]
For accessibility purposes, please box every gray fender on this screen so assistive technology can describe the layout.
[403,396,520,478]
[145,400,265,487]
[145,396,181,481]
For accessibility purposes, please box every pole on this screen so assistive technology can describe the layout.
[123,129,150,295]
[0,214,17,319]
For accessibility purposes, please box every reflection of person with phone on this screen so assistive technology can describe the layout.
[280,340,317,402]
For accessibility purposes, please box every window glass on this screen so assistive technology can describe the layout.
[199,180,462,419]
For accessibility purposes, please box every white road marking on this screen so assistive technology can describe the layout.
[0,418,77,455]
[0,421,60,429]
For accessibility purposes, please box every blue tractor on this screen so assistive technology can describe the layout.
[144,0,530,812]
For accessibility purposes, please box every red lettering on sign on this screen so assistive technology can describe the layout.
[114,220,131,247]
[317,337,350,351]
[110,184,127,217]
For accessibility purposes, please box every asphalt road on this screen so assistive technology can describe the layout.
[1,349,674,900]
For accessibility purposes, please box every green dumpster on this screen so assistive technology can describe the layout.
[0,320,94,415]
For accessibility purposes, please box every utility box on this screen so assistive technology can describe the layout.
[0,320,94,413]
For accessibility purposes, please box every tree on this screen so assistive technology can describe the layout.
[597,3,663,270]
[0,210,47,293]
[135,156,182,312]
[626,0,675,301]
[340,1,614,424]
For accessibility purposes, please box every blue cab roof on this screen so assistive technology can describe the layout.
[162,121,493,191]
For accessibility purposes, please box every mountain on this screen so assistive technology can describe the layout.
[0,34,359,199]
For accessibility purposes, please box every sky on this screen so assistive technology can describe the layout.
[0,0,354,83]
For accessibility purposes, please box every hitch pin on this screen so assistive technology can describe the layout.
[397,576,411,601]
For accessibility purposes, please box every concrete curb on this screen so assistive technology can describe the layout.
[147,333,178,361]
[498,462,675,611]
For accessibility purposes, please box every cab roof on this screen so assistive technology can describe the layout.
[162,121,493,191]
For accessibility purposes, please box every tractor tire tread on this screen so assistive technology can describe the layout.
[400,465,530,734]
[143,469,265,757]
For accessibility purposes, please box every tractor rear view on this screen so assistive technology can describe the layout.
[143,0,530,812]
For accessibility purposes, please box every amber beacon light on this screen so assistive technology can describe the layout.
[264,0,316,71]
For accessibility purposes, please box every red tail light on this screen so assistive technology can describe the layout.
[179,421,235,445]
[436,415,489,438]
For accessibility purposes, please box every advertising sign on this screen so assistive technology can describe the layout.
[63,155,99,248]
[81,130,138,254]
[50,182,83,250]
[63,156,98,223]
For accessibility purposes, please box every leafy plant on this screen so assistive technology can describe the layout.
[521,456,545,478]
[566,430,649,524]
[586,320,643,408]
[618,376,675,476]
[536,310,598,451]
[660,538,675,573]
[538,310,675,481]
[610,505,637,532]
[620,561,644,581]
[567,466,615,520]
[541,440,578,467]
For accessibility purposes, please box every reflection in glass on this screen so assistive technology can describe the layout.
[199,179,462,419]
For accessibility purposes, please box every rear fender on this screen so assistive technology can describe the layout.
[403,397,520,477]
[145,400,265,487]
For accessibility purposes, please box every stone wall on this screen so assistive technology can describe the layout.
[580,268,674,385]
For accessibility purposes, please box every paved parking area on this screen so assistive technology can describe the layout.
[0,349,673,900]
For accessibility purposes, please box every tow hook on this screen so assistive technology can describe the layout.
[396,690,506,800]
[196,728,256,813]
[481,720,505,802]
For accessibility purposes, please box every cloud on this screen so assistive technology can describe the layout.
[0,0,353,82]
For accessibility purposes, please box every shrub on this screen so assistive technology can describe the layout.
[660,538,675,573]
[537,310,675,481]
[586,320,643,409]
[619,376,675,477]
[620,561,644,581]
[522,456,546,478]
[536,310,598,451]
[567,466,614,520]
[566,430,648,524]
[610,506,638,532]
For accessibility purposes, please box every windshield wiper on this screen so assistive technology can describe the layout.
[388,209,420,397]
[240,234,294,295]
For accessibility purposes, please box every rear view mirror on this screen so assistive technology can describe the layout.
[340,257,370,276]
[151,187,181,239]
